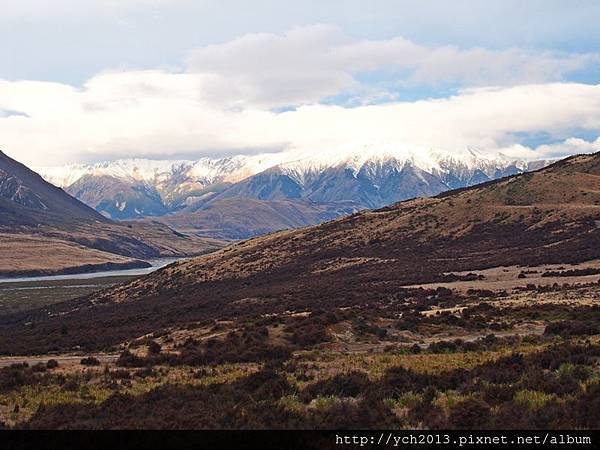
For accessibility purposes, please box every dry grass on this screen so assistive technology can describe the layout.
[289,341,549,386]
[0,362,258,426]
[0,233,142,275]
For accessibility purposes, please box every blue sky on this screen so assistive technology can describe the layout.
[2,1,600,84]
[0,0,599,165]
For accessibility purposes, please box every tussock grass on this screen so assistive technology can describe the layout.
[514,390,556,411]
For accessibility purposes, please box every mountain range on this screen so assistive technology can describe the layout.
[37,147,550,239]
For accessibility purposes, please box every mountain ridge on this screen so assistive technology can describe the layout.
[0,150,108,226]
[35,148,552,239]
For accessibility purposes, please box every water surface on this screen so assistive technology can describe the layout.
[0,257,185,284]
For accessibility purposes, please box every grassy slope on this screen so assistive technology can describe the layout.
[158,198,355,240]
[0,233,148,277]
[0,222,226,277]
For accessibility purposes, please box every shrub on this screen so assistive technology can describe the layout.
[557,363,593,382]
[116,351,146,368]
[233,369,292,400]
[520,370,580,395]
[147,341,161,355]
[0,364,36,393]
[134,368,155,378]
[46,359,59,369]
[570,382,600,428]
[378,366,431,397]
[448,398,491,429]
[300,371,371,402]
[31,363,47,373]
[482,384,516,406]
[177,329,292,366]
[544,320,600,337]
[80,357,100,366]
[514,390,555,411]
[109,369,131,380]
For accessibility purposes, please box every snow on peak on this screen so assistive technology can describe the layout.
[276,145,524,181]
[35,146,535,190]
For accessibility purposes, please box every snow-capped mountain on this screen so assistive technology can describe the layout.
[36,148,549,224]
[38,154,288,218]
[208,148,548,211]
[39,155,285,191]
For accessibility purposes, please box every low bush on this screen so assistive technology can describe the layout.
[46,359,59,369]
[80,357,100,366]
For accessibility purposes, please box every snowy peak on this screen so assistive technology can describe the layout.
[37,148,541,189]
[39,159,197,188]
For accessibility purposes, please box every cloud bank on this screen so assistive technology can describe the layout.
[1,75,599,166]
[0,25,599,166]
[186,25,596,108]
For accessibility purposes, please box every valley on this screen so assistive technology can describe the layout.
[0,153,599,430]
[0,150,225,278]
[3,1,599,438]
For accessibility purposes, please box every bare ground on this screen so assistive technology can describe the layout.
[404,259,600,292]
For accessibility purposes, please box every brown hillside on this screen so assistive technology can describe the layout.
[158,198,356,240]
[126,153,600,289]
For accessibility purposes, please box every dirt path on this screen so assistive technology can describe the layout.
[418,322,547,346]
[0,353,119,368]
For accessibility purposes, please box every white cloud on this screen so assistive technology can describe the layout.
[532,137,600,158]
[265,84,600,155]
[186,25,597,108]
[0,67,599,167]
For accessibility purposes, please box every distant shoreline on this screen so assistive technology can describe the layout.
[0,257,186,283]
[0,259,151,279]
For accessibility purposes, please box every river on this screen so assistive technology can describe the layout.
[0,257,186,284]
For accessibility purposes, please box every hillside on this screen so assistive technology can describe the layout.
[1,152,598,353]
[0,150,107,226]
[111,152,600,295]
[159,198,357,240]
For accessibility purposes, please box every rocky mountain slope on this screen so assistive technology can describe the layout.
[67,175,169,220]
[210,150,547,208]
[38,155,281,216]
[3,152,598,352]
[0,150,107,226]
